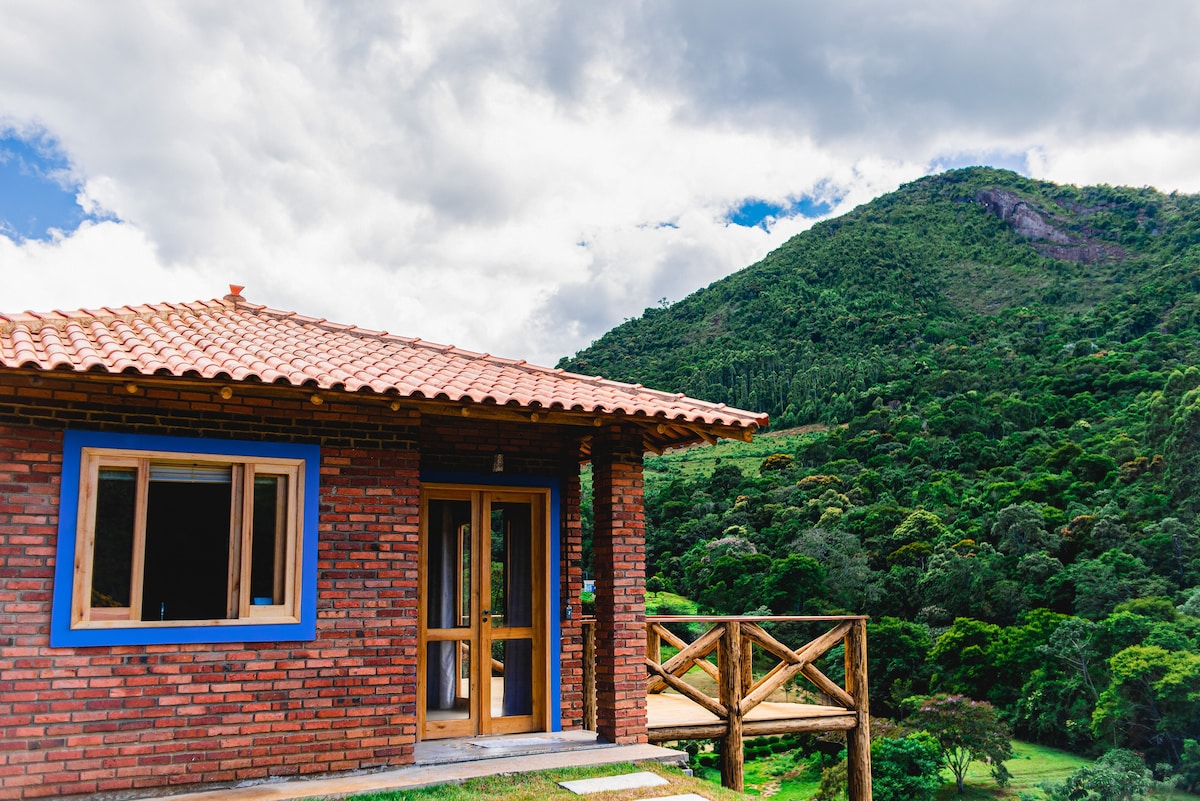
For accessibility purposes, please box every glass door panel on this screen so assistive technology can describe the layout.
[421,488,546,740]
[425,638,471,722]
[488,500,533,629]
[491,637,534,719]
[483,496,542,734]
[422,497,475,738]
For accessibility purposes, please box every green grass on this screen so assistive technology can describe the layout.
[689,740,1200,800]
[334,762,745,801]
[335,741,1200,801]
[935,740,1091,799]
[646,590,701,616]
[932,741,1200,800]
[644,427,825,482]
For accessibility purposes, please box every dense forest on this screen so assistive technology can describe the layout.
[562,168,1200,795]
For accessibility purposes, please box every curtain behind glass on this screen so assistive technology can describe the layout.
[427,503,458,710]
[501,503,533,716]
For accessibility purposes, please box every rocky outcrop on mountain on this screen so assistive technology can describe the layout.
[976,188,1071,243]
[976,188,1125,263]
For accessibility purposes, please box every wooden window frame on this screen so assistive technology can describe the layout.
[51,431,319,648]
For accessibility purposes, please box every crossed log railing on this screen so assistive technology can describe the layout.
[582,615,872,798]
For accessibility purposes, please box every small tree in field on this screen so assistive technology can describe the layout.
[904,693,1013,794]
[871,732,942,801]
[1040,748,1151,801]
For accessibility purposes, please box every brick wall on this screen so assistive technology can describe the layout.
[558,472,585,730]
[0,372,583,800]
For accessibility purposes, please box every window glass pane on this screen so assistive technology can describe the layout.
[426,639,471,720]
[142,465,232,621]
[92,467,137,608]
[250,474,286,605]
[490,502,533,629]
[492,637,533,717]
[427,499,472,629]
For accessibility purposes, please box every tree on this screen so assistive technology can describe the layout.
[1040,616,1102,699]
[991,502,1060,555]
[866,617,933,717]
[929,618,1001,701]
[1040,748,1151,801]
[764,552,825,613]
[904,693,1013,794]
[1093,645,1200,767]
[871,733,942,801]
[789,527,876,611]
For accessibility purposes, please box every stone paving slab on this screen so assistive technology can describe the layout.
[559,770,671,794]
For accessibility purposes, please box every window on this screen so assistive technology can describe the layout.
[52,431,319,647]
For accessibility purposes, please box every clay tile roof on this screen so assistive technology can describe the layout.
[0,293,768,446]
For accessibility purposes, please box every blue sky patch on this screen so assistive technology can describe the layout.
[0,130,98,241]
[727,193,838,231]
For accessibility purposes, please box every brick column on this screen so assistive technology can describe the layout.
[559,468,585,729]
[591,426,648,744]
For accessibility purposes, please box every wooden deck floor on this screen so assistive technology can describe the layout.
[646,692,857,743]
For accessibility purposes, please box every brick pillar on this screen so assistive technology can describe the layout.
[559,467,585,729]
[591,425,648,744]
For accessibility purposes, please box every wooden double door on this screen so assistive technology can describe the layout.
[418,486,549,739]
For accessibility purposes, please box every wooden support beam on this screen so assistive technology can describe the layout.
[583,621,596,731]
[738,622,855,715]
[740,637,754,697]
[802,663,856,709]
[719,620,745,792]
[647,713,858,743]
[740,660,808,716]
[647,622,720,693]
[644,659,728,719]
[652,623,722,682]
[796,621,854,663]
[742,622,803,664]
[846,618,873,801]
[651,624,724,688]
[646,624,661,689]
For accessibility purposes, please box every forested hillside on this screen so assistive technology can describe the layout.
[563,168,1200,792]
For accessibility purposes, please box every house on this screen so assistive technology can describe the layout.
[0,287,766,800]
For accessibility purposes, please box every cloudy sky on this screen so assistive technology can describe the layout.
[3,2,1200,366]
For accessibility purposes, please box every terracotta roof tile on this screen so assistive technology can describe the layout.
[0,295,768,438]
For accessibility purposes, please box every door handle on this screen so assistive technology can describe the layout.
[481,609,492,623]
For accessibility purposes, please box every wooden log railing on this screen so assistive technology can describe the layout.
[581,615,872,799]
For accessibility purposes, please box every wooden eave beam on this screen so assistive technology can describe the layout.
[4,367,759,450]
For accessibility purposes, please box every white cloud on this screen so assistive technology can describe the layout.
[2,1,1199,366]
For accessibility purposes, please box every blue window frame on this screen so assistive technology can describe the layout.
[51,430,319,647]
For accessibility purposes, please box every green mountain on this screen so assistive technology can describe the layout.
[561,167,1200,433]
[563,168,1200,782]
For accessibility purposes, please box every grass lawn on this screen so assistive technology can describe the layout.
[332,742,1200,801]
[686,739,1200,800]
[643,426,827,483]
[934,740,1092,799]
[334,762,744,801]
[930,741,1200,800]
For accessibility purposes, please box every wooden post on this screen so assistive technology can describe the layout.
[583,620,597,731]
[740,636,754,697]
[646,621,661,673]
[845,618,873,801]
[718,621,744,792]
